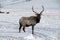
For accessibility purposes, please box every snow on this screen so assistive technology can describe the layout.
[0,9,60,40]
[24,34,35,40]
[1,0,60,9]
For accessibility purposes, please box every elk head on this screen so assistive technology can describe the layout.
[32,6,44,17]
[32,6,44,23]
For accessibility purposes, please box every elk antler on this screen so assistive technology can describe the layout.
[40,6,44,15]
[32,6,38,14]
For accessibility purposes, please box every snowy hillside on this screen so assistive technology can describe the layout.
[0,9,60,40]
[0,0,60,9]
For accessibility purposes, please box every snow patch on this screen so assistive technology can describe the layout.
[24,34,35,40]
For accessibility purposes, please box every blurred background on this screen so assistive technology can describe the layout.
[0,0,60,9]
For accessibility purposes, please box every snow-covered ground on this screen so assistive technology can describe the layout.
[0,9,60,40]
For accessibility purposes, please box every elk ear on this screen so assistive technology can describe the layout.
[35,14,37,15]
[35,13,39,15]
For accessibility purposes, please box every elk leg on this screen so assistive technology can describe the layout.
[19,23,22,32]
[32,25,34,34]
[23,27,25,32]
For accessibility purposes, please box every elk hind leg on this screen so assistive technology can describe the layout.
[19,23,22,32]
[23,27,25,32]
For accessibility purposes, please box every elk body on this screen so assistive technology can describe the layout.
[19,6,44,34]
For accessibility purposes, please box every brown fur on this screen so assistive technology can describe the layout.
[19,6,44,34]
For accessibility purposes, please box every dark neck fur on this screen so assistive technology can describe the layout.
[36,14,41,23]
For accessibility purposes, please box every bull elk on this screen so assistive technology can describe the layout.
[19,6,44,34]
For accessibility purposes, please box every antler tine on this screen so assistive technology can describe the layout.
[32,6,38,14]
[42,5,44,11]
[32,6,34,11]
[40,5,44,15]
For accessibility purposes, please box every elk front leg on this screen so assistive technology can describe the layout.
[32,25,34,34]
[23,27,25,32]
